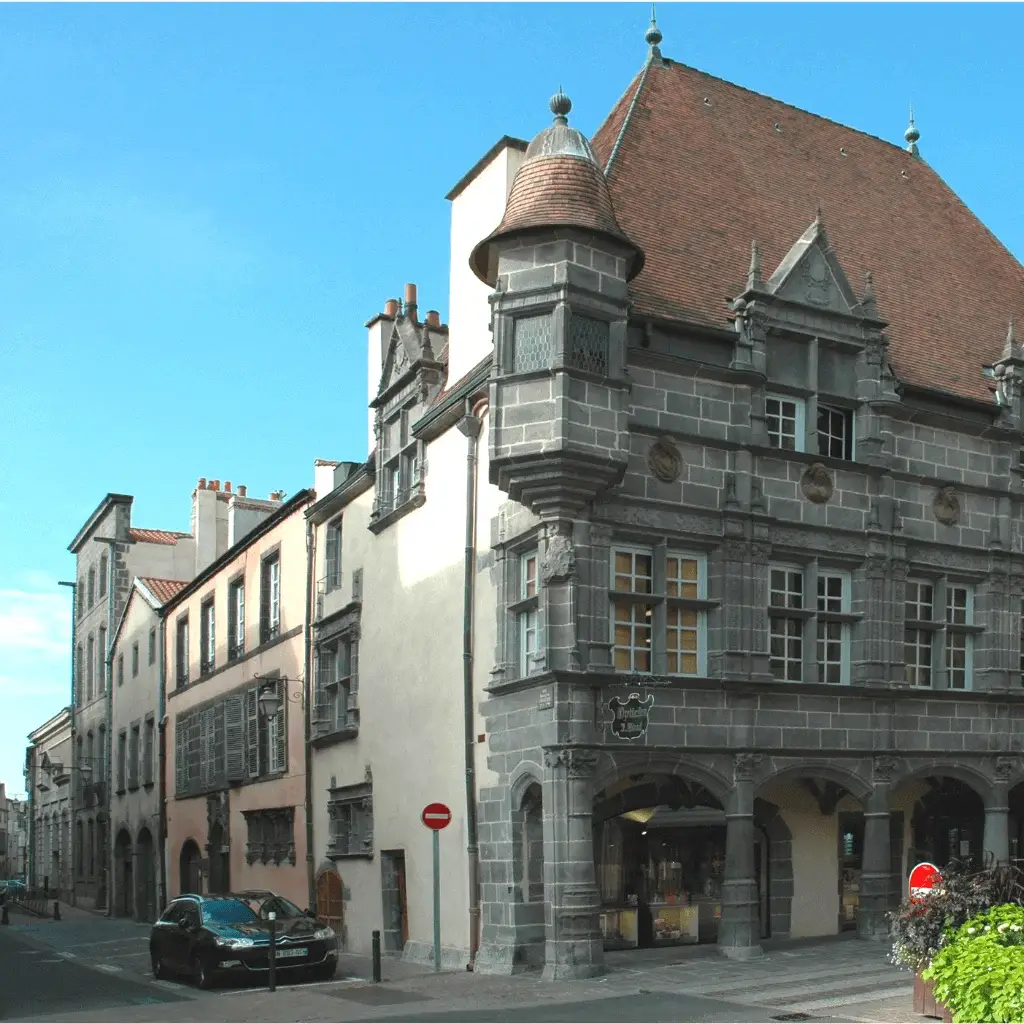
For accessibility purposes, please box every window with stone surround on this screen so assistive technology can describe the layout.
[512,314,553,374]
[610,548,707,675]
[260,553,281,643]
[904,579,975,689]
[766,395,803,451]
[116,729,127,793]
[377,406,419,515]
[128,723,140,789]
[314,634,358,737]
[228,578,245,660]
[117,652,124,687]
[87,634,95,699]
[148,628,156,665]
[77,644,84,705]
[568,313,610,376]
[175,616,189,688]
[769,565,852,684]
[327,781,373,859]
[200,596,215,675]
[243,807,296,866]
[143,716,155,786]
[98,626,107,691]
[325,519,342,593]
[88,568,96,609]
[78,577,85,618]
[132,640,139,678]
[99,555,108,597]
[514,550,539,678]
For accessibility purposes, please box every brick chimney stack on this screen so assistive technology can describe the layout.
[384,298,399,318]
[404,282,418,322]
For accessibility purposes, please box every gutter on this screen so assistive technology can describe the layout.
[456,399,484,969]
[157,616,168,913]
[303,518,317,915]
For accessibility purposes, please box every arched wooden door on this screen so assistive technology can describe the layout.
[316,870,344,940]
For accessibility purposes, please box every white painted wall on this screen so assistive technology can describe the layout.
[312,413,503,961]
[446,145,525,384]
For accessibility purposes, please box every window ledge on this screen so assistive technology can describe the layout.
[368,490,425,534]
[326,850,374,861]
[312,726,359,750]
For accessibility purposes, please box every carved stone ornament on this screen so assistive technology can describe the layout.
[733,752,764,783]
[800,462,835,504]
[542,530,576,584]
[646,436,683,483]
[543,748,599,778]
[933,485,961,526]
[872,755,900,783]
[995,755,1018,782]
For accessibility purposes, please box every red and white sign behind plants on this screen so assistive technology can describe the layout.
[908,861,942,901]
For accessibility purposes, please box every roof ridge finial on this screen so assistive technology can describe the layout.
[905,103,921,157]
[1007,317,1018,351]
[645,3,663,59]
[746,239,763,291]
[814,203,825,230]
[550,85,571,124]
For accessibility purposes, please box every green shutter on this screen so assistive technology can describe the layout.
[225,694,245,781]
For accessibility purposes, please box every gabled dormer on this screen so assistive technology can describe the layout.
[367,284,447,533]
[730,211,898,466]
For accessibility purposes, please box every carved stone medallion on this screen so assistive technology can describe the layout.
[933,485,961,526]
[542,530,576,583]
[647,436,683,483]
[800,462,834,504]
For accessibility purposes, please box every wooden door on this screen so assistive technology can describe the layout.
[395,855,409,943]
[316,870,344,938]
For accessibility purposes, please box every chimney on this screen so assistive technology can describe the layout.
[210,479,220,491]
[198,477,207,490]
[404,283,418,322]
[384,298,399,318]
[426,310,441,328]
[238,485,247,498]
[224,481,232,493]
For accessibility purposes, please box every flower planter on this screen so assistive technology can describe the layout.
[913,971,952,1022]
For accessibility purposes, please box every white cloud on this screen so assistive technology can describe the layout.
[0,588,71,662]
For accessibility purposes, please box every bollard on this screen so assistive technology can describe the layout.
[53,901,60,921]
[267,911,277,993]
[371,929,382,983]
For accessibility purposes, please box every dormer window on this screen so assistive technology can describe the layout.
[376,405,420,519]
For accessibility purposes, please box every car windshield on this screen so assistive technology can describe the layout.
[242,895,307,920]
[202,899,259,925]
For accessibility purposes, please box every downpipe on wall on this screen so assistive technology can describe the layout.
[157,618,168,914]
[303,518,317,915]
[457,398,485,970]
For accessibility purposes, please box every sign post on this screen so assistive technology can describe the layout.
[908,862,942,902]
[421,802,452,973]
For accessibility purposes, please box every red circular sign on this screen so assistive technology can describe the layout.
[908,862,942,901]
[421,802,452,831]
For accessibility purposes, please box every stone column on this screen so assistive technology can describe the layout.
[984,783,1010,866]
[542,747,603,981]
[858,784,891,940]
[719,757,762,959]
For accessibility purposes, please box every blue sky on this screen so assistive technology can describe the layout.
[2,1,1023,797]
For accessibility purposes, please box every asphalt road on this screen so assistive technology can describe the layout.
[0,926,187,1021]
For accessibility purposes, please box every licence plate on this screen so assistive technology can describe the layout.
[276,947,307,959]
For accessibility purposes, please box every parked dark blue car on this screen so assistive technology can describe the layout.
[149,890,338,988]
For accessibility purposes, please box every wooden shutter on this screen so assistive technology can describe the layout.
[186,713,201,791]
[213,703,226,783]
[245,686,260,778]
[129,728,139,788]
[143,721,154,786]
[275,679,287,772]
[175,717,186,796]
[225,694,245,781]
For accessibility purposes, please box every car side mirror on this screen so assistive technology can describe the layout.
[178,919,191,931]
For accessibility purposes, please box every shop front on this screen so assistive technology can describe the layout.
[594,806,738,949]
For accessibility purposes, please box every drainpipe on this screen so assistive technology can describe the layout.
[27,748,35,888]
[303,518,317,915]
[97,537,117,917]
[457,398,484,969]
[157,617,168,911]
[58,580,77,906]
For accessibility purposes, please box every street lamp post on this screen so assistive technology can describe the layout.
[57,580,76,906]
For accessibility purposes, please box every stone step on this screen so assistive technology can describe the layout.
[674,963,902,1001]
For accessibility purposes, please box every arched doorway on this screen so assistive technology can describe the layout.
[179,839,202,896]
[135,828,156,922]
[592,773,748,949]
[114,829,133,918]
[316,868,344,943]
[904,777,986,870]
[510,780,545,967]
[207,822,229,894]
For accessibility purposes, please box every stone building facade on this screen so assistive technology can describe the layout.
[25,709,73,896]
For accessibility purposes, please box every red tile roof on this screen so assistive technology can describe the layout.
[138,577,190,606]
[129,528,190,546]
[590,60,1024,403]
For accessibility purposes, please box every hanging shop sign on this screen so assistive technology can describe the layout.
[608,692,654,741]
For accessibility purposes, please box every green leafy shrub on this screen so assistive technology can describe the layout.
[888,860,1024,972]
[923,904,1024,1023]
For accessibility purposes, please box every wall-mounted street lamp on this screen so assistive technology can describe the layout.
[255,674,305,720]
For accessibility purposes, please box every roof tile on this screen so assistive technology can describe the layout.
[138,576,190,606]
[129,528,190,546]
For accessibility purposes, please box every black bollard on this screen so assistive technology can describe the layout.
[372,929,382,983]
[53,901,60,921]
[267,911,277,993]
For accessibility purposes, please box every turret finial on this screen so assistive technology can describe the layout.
[645,3,663,57]
[549,86,572,124]
[905,103,921,157]
[746,240,763,291]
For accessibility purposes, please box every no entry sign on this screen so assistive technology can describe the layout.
[421,802,452,831]
[909,862,942,901]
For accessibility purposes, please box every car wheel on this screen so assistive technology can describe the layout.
[150,949,167,980]
[310,961,337,982]
[192,955,216,990]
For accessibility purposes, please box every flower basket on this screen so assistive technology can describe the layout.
[913,971,952,1022]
